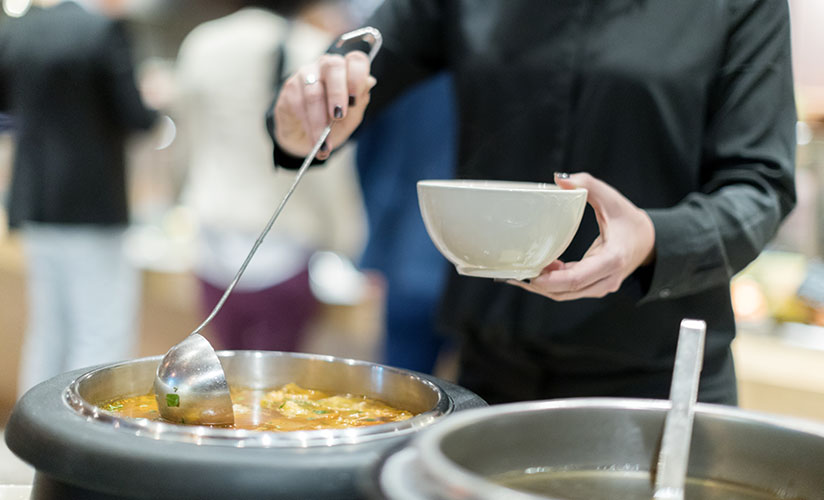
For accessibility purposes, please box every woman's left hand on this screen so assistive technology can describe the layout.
[506,172,655,301]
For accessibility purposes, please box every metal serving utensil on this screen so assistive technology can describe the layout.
[653,318,707,500]
[153,27,383,426]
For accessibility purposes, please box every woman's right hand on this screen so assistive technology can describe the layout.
[273,51,377,161]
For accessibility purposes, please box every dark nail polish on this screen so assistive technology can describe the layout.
[348,95,356,106]
[320,141,329,152]
[334,106,343,119]
[555,172,570,179]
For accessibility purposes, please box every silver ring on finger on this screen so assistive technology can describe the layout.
[303,73,318,86]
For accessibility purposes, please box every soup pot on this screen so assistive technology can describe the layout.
[5,351,485,500]
[376,398,824,500]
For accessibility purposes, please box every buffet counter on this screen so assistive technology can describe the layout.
[734,322,824,422]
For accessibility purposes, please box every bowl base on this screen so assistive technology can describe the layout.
[455,266,540,280]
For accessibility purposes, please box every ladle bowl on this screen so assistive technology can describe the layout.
[153,333,233,425]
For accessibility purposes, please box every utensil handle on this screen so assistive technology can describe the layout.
[335,26,383,61]
[190,27,383,337]
[653,319,706,500]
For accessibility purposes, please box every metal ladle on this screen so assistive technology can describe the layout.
[153,27,383,426]
[653,318,707,500]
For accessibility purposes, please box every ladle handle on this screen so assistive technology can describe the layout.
[653,319,706,500]
[190,27,383,337]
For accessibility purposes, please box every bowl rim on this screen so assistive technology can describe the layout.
[64,351,454,448]
[417,179,588,194]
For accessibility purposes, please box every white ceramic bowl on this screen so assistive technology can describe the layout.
[417,180,587,280]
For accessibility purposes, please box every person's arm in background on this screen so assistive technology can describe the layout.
[0,67,7,117]
[99,20,157,131]
[513,0,796,302]
[267,0,447,168]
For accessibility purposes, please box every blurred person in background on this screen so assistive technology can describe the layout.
[0,0,157,395]
[268,0,796,405]
[173,0,365,352]
[355,72,456,374]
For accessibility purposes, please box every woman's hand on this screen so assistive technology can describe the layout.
[273,51,377,161]
[507,172,655,301]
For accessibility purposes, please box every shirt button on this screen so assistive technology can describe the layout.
[659,288,672,298]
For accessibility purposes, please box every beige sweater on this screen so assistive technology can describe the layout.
[174,8,367,288]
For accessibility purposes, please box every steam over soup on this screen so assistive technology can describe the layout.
[99,383,415,431]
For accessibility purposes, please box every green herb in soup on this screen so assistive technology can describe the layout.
[99,383,415,431]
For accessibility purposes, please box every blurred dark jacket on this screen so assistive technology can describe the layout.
[0,3,156,228]
[0,113,12,132]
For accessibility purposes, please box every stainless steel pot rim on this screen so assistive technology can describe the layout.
[381,446,551,500]
[64,351,453,448]
[406,398,824,500]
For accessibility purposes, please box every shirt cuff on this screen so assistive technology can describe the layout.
[639,206,729,304]
[272,140,327,170]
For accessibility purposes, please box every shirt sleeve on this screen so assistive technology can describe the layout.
[100,21,156,131]
[359,0,447,116]
[266,0,447,169]
[642,0,796,302]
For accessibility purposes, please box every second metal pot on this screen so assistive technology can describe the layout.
[378,398,824,500]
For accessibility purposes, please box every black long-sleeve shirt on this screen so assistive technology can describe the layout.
[0,3,156,228]
[271,0,796,403]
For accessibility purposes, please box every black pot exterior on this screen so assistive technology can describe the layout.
[6,358,485,500]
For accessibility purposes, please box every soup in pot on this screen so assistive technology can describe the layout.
[99,383,415,431]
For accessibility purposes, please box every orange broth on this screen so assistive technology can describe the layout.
[99,383,415,431]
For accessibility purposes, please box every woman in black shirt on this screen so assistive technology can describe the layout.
[268,0,796,405]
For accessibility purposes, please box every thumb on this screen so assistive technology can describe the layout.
[554,171,618,216]
[553,172,581,191]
